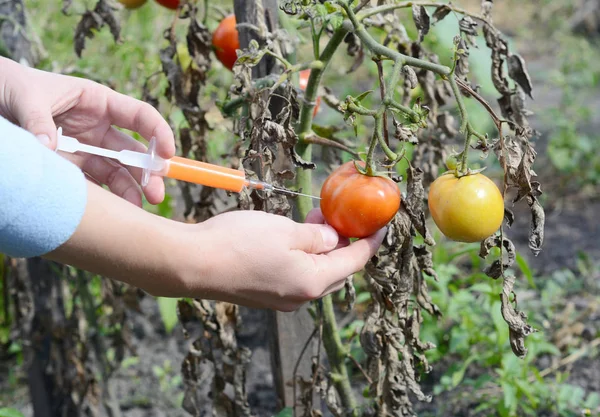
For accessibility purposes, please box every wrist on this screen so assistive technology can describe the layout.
[168,220,225,301]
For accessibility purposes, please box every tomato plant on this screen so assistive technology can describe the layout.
[299,69,321,117]
[154,0,178,10]
[320,161,401,238]
[212,15,239,71]
[428,172,504,243]
[118,0,147,9]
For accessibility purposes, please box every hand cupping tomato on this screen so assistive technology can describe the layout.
[428,172,504,243]
[212,15,240,71]
[320,161,401,239]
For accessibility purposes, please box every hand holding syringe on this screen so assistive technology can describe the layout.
[55,128,320,200]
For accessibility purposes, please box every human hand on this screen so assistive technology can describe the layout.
[0,57,175,205]
[178,209,386,311]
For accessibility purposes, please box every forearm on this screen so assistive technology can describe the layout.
[45,181,190,296]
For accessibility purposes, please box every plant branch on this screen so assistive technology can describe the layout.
[322,295,358,416]
[340,5,451,76]
[376,59,390,147]
[356,2,487,24]
[293,24,359,415]
[303,133,359,157]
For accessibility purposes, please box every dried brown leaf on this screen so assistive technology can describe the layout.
[412,5,430,43]
[528,196,545,256]
[500,275,537,358]
[507,54,534,99]
[404,166,435,246]
[403,65,418,89]
[74,0,121,58]
[432,5,452,23]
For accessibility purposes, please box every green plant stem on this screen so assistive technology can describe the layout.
[321,294,358,417]
[295,26,348,218]
[293,25,358,416]
[449,76,468,133]
[449,76,488,171]
[340,8,450,76]
[385,99,419,121]
[221,76,277,115]
[383,59,403,102]
[356,1,486,24]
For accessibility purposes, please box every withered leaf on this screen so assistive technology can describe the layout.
[459,16,478,36]
[432,5,452,23]
[74,0,120,58]
[404,166,435,246]
[393,117,418,144]
[437,112,458,137]
[186,17,212,73]
[504,208,515,228]
[342,276,356,312]
[479,235,516,279]
[414,245,437,281]
[279,0,301,15]
[412,5,430,43]
[528,196,545,256]
[402,65,418,89]
[507,54,533,99]
[500,275,537,358]
[62,0,72,14]
[513,142,537,203]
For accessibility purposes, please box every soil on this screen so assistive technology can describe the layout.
[2,3,600,417]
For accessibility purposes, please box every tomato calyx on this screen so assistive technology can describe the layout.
[441,166,488,179]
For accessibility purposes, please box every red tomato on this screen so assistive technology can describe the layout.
[212,15,240,71]
[299,69,321,117]
[320,161,401,238]
[154,0,178,10]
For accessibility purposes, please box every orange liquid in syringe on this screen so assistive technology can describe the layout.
[166,157,247,192]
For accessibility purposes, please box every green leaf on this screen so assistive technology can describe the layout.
[501,380,518,414]
[329,14,344,29]
[515,253,535,288]
[0,408,25,417]
[315,4,328,17]
[355,90,373,102]
[515,378,538,408]
[273,407,293,417]
[584,392,600,409]
[491,301,509,345]
[157,297,179,334]
[451,356,475,388]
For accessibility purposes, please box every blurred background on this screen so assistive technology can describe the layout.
[1,0,599,416]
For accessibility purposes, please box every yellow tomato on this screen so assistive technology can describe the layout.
[428,173,504,243]
[118,0,147,9]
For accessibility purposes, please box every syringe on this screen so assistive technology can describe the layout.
[55,128,320,200]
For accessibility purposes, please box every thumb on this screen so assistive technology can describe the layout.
[16,103,57,150]
[292,223,340,254]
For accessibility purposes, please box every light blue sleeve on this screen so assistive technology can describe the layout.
[0,116,87,258]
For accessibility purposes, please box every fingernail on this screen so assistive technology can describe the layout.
[36,134,50,147]
[320,226,339,248]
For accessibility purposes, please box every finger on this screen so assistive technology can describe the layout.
[105,91,176,159]
[100,127,166,204]
[13,98,57,150]
[304,209,349,249]
[292,222,340,254]
[310,227,387,282]
[304,208,325,224]
[320,277,348,298]
[82,155,143,206]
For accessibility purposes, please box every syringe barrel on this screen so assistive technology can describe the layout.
[165,157,247,192]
